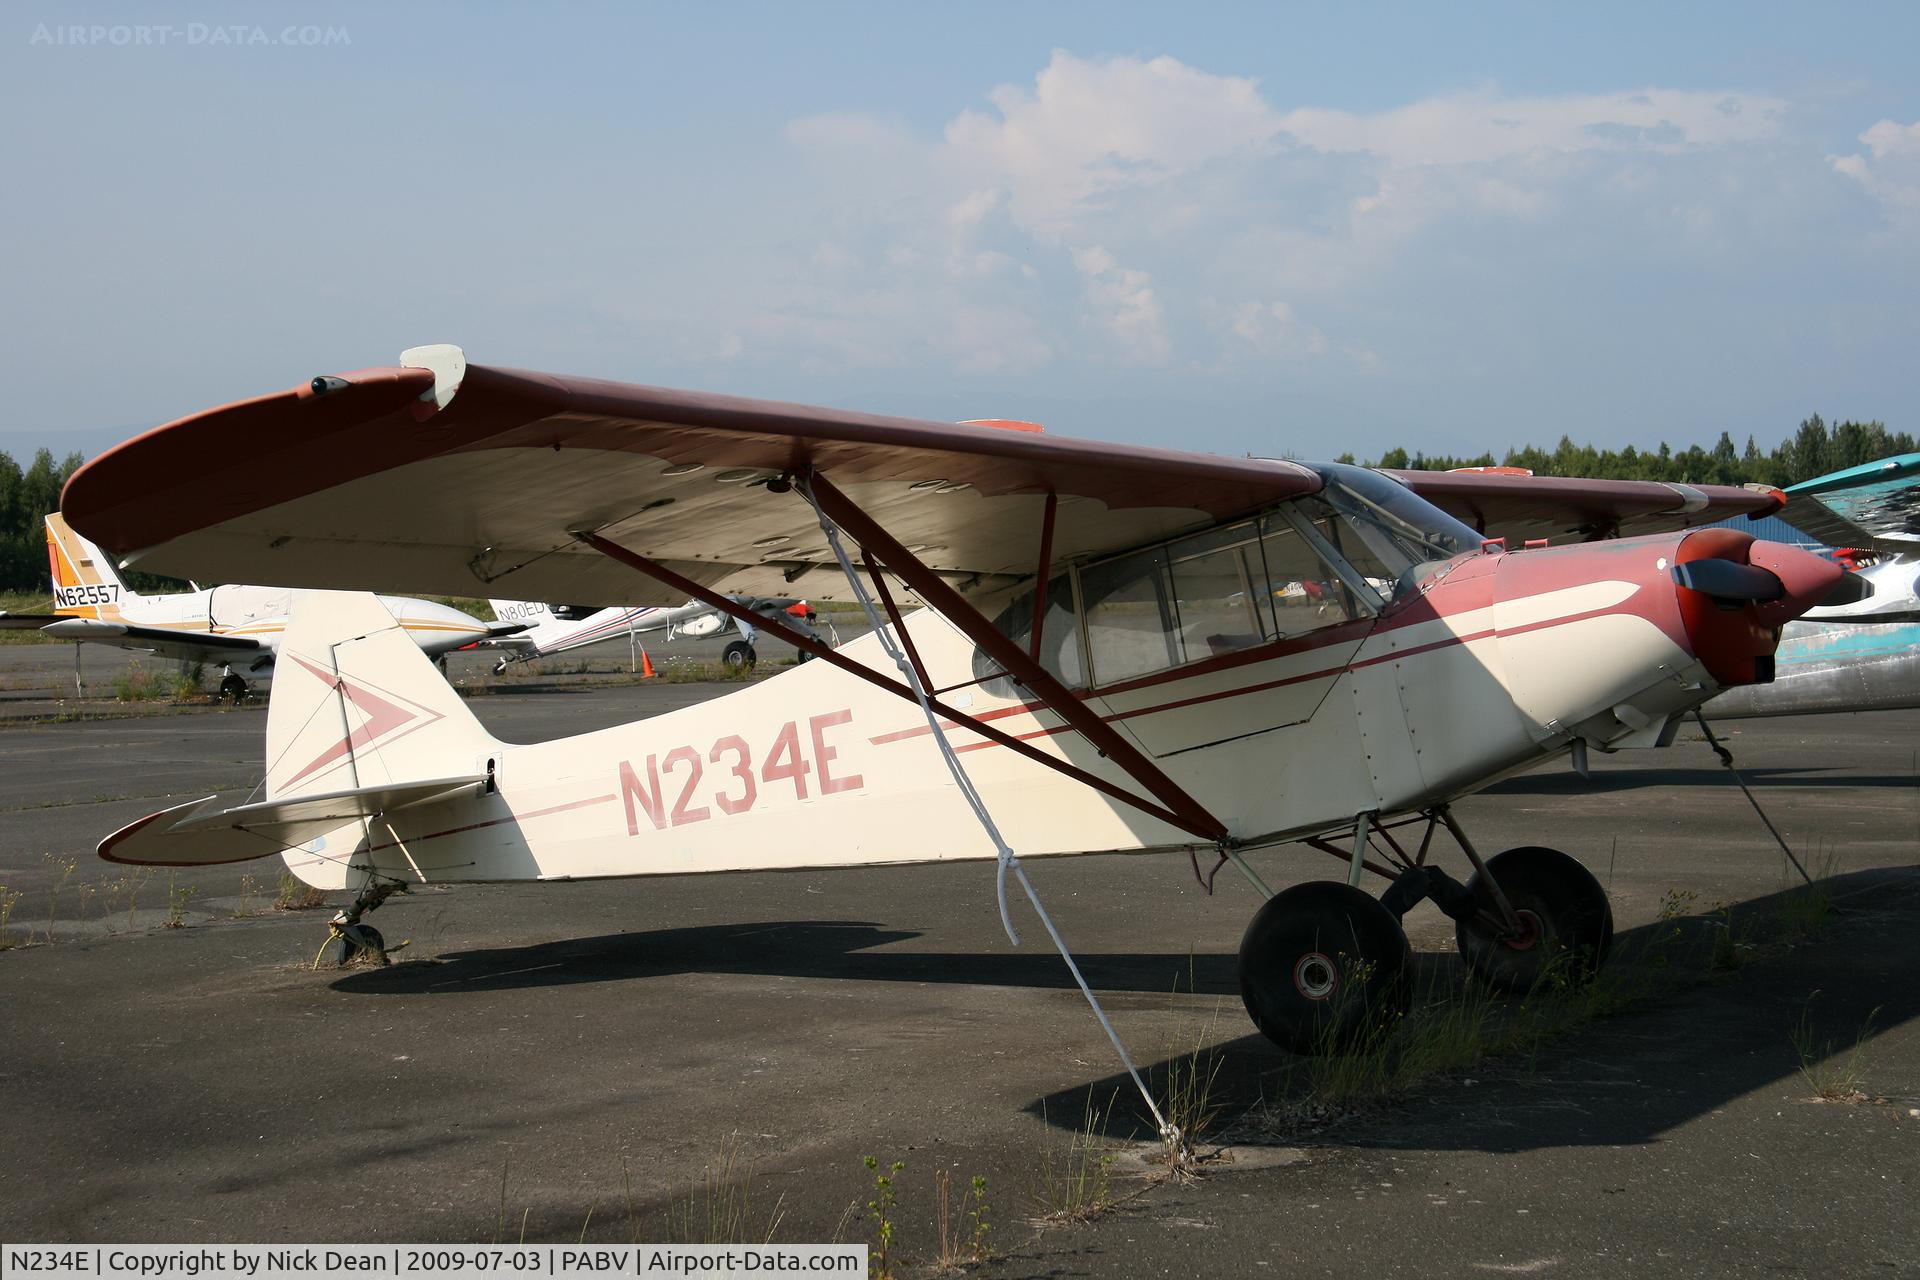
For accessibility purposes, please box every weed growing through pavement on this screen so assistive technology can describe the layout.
[1778,853,1837,941]
[1792,995,1879,1103]
[42,853,76,941]
[235,873,261,917]
[662,1136,786,1245]
[1156,960,1226,1171]
[862,1155,904,1280]
[0,886,22,948]
[1031,1097,1117,1226]
[163,871,197,928]
[274,872,327,910]
[1706,901,1758,975]
[932,1170,993,1271]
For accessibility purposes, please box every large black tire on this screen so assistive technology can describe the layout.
[721,640,756,671]
[219,673,248,705]
[1239,880,1412,1054]
[1455,846,1614,993]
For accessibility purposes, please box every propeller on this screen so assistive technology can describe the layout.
[1671,558,1782,602]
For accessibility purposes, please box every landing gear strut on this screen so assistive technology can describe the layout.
[315,879,407,969]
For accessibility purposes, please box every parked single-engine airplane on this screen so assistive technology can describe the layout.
[63,345,1859,1054]
[25,511,525,700]
[1706,454,1919,718]
[485,594,824,673]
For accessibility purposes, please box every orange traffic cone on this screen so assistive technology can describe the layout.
[639,647,656,679]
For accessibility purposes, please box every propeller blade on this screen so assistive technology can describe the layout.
[1671,558,1784,602]
[1820,572,1875,606]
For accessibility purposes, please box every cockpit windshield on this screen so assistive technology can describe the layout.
[1307,463,1482,603]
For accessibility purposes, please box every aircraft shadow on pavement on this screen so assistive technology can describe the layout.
[1028,867,1920,1154]
[330,919,1241,998]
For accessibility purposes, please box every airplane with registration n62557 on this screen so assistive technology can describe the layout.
[10,511,528,701]
[60,345,1862,1062]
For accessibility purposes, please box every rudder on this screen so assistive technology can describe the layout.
[267,590,498,803]
[46,513,136,618]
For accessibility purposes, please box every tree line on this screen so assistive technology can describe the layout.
[1,413,1912,593]
[0,449,186,597]
[1340,414,1913,490]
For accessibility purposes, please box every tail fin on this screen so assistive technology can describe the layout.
[45,513,137,618]
[267,591,498,803]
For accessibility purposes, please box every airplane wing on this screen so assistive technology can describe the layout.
[62,347,1781,605]
[40,618,267,664]
[1387,469,1782,543]
[99,774,489,866]
[1774,453,1920,555]
[61,352,1324,606]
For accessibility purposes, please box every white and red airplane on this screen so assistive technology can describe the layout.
[15,512,523,700]
[62,345,1856,1058]
[483,594,824,673]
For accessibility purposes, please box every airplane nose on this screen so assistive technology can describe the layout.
[1669,531,1850,687]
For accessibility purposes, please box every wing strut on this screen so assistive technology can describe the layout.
[793,470,1187,1158]
[803,472,1229,843]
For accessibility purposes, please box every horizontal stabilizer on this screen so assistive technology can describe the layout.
[99,774,486,867]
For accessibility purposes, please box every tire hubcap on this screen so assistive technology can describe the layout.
[1293,951,1339,1000]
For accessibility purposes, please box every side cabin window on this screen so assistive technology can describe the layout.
[976,483,1455,696]
[1256,508,1371,636]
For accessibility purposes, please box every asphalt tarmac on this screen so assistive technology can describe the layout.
[1,643,1915,1276]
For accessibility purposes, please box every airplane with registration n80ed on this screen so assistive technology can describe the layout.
[59,345,1864,1055]
[482,593,826,674]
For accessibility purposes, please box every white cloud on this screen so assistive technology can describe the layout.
[1831,118,1920,214]
[943,52,1278,234]
[1073,246,1169,363]
[1275,88,1783,168]
[1229,301,1328,358]
[776,53,1802,379]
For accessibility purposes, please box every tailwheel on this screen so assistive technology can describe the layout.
[322,922,389,968]
[1455,846,1614,993]
[721,639,756,671]
[1239,880,1411,1054]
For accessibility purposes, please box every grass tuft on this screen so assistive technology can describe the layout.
[1030,1097,1118,1226]
[662,1136,786,1245]
[1792,996,1878,1103]
[274,872,328,911]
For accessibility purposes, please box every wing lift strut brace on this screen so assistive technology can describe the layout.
[573,469,1232,1158]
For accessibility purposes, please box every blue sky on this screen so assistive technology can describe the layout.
[4,2,1918,462]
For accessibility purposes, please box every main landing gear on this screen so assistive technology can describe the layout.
[1233,807,1615,1053]
[720,639,757,671]
[218,666,249,705]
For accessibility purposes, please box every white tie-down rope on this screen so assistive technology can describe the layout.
[798,477,1181,1152]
